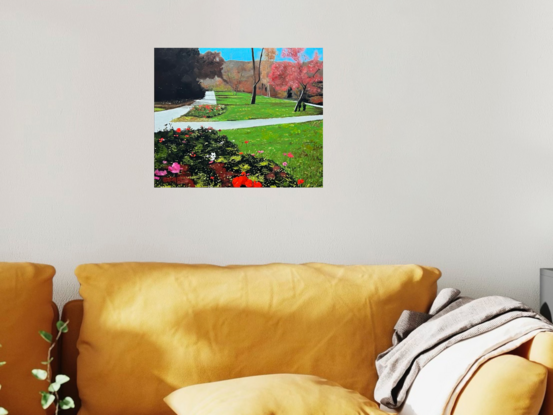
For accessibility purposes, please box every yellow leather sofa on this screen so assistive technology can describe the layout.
[2,262,553,415]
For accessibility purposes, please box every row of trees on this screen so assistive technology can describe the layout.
[154,48,323,111]
[232,48,322,111]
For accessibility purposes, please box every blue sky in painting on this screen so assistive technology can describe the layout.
[198,48,323,62]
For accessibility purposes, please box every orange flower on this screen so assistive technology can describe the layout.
[239,152,243,155]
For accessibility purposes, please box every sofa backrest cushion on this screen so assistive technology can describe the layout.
[75,263,440,415]
[0,262,56,415]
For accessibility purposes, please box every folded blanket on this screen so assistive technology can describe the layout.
[388,317,550,415]
[375,288,553,411]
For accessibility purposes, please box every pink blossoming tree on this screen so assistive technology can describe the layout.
[268,48,323,112]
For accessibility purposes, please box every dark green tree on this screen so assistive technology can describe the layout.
[155,48,205,102]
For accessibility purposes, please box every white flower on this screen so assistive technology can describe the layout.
[209,152,216,161]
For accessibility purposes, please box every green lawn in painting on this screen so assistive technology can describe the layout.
[222,120,323,187]
[154,108,165,112]
[172,92,322,122]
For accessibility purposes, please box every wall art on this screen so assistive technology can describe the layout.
[154,48,323,188]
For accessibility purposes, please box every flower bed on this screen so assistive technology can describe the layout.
[185,104,226,118]
[154,127,298,188]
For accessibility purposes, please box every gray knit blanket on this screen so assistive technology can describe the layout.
[374,288,552,410]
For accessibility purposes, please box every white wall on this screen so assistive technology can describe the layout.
[1,0,552,309]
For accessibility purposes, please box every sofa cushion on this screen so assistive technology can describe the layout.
[452,354,547,415]
[75,262,440,415]
[164,374,387,415]
[0,262,56,415]
[512,332,553,415]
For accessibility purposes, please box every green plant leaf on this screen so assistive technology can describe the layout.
[31,369,48,380]
[40,392,55,409]
[0,406,8,414]
[60,397,75,410]
[0,361,6,366]
[39,331,52,343]
[48,382,60,392]
[55,374,70,385]
[41,358,53,365]
[56,321,69,333]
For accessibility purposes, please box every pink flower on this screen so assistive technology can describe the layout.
[168,163,181,174]
[283,153,287,156]
[208,127,213,130]
[287,153,294,158]
[155,169,167,176]
[282,162,288,167]
[154,176,160,180]
[258,150,264,153]
[162,161,167,164]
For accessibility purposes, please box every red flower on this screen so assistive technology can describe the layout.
[239,152,243,155]
[218,129,221,132]
[232,176,248,187]
[245,141,249,144]
[176,128,181,133]
[210,176,214,180]
[297,179,305,185]
[232,174,262,188]
[158,138,165,143]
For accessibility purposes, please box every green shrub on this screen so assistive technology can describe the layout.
[185,104,226,118]
[154,127,298,187]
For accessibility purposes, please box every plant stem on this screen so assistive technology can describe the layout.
[47,321,68,415]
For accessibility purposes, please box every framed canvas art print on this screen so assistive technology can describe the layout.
[154,48,323,188]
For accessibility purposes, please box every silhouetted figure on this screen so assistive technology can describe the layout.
[302,102,307,111]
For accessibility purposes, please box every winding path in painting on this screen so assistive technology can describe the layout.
[154,91,323,132]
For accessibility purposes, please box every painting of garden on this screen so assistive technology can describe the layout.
[154,48,323,188]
